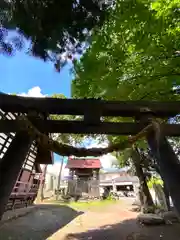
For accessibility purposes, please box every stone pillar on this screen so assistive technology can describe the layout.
[0,131,32,220]
[95,170,100,197]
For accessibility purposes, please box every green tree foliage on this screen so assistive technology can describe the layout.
[0,0,110,69]
[147,177,163,189]
[113,148,131,168]
[72,0,180,101]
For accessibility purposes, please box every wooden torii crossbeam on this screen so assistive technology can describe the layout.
[1,93,180,136]
[1,92,180,117]
[1,119,180,136]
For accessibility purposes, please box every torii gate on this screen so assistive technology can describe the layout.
[1,92,180,219]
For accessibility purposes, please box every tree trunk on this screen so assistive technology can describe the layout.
[147,130,180,215]
[131,148,154,211]
[56,157,64,200]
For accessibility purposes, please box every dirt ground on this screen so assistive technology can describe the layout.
[0,199,180,240]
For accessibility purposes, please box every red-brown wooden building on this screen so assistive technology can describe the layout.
[66,156,101,198]
[66,156,101,180]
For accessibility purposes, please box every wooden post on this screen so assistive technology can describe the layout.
[147,125,180,215]
[96,169,99,180]
[0,131,32,220]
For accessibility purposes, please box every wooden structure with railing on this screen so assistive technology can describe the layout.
[1,93,180,217]
[0,106,53,214]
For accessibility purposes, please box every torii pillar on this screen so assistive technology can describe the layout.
[147,131,180,215]
[140,110,180,215]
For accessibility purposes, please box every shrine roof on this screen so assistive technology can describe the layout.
[66,157,101,169]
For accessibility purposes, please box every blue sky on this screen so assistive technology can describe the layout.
[0,47,73,163]
[0,51,72,97]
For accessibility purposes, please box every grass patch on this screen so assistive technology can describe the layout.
[68,199,118,211]
[47,199,120,212]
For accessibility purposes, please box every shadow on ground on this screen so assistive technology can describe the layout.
[64,219,180,240]
[0,204,83,240]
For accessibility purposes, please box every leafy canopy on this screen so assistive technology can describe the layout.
[72,0,180,101]
[0,0,111,68]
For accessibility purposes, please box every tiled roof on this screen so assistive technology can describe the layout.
[66,158,101,169]
[102,167,130,173]
[100,176,138,184]
[113,176,138,183]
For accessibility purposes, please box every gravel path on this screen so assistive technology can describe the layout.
[0,201,180,240]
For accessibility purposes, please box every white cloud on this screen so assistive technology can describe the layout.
[19,86,46,97]
[87,141,118,169]
[100,153,118,169]
[47,162,69,177]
